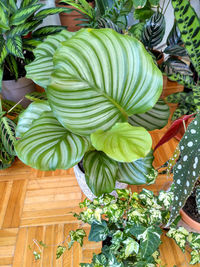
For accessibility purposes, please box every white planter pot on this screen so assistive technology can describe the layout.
[2,77,35,108]
[74,165,128,200]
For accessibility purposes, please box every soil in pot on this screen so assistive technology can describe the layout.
[56,0,94,32]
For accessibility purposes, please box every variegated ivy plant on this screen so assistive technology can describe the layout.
[52,189,199,266]
[0,0,71,85]
[14,28,170,196]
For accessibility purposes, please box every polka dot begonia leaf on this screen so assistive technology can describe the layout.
[169,113,200,224]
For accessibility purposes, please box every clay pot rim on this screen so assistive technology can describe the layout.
[180,209,200,232]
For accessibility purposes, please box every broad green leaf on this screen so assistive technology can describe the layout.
[196,186,200,214]
[16,101,51,138]
[172,0,200,78]
[91,122,152,162]
[34,7,72,21]
[47,28,162,136]
[117,150,157,185]
[25,92,47,102]
[148,0,159,6]
[134,7,154,21]
[129,22,145,41]
[132,0,147,9]
[123,237,139,257]
[88,220,108,242]
[32,26,66,38]
[15,111,91,170]
[83,150,118,196]
[10,4,43,26]
[128,99,170,131]
[6,36,24,58]
[142,12,166,48]
[0,117,16,156]
[169,114,200,224]
[26,30,76,88]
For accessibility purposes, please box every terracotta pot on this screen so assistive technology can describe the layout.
[174,117,194,141]
[180,209,200,233]
[56,1,94,32]
[1,77,36,108]
[73,165,127,200]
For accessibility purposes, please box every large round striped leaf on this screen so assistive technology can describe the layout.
[16,101,51,138]
[15,111,91,171]
[47,28,162,136]
[91,122,152,162]
[0,117,16,156]
[26,30,76,88]
[83,150,118,196]
[128,99,170,131]
[116,150,157,185]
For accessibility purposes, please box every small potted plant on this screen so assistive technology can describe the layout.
[0,0,70,107]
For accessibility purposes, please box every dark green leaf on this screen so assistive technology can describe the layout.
[164,45,187,57]
[88,220,108,242]
[134,7,154,22]
[83,151,117,196]
[34,7,71,21]
[0,3,9,30]
[56,246,66,259]
[2,99,24,116]
[169,113,200,223]
[6,36,24,58]
[142,12,166,48]
[117,150,157,185]
[9,21,42,37]
[163,58,193,76]
[32,26,66,38]
[0,39,7,65]
[132,0,147,9]
[129,22,145,41]
[167,22,182,46]
[0,117,16,156]
[0,142,15,169]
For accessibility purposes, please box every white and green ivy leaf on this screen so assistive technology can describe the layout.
[88,220,108,242]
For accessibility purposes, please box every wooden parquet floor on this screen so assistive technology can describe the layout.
[0,78,199,267]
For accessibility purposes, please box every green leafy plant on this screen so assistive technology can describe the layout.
[0,98,24,169]
[14,28,170,196]
[0,0,71,86]
[63,189,199,266]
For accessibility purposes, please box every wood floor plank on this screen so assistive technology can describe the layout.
[42,225,55,267]
[0,182,13,228]
[52,224,64,267]
[12,227,27,267]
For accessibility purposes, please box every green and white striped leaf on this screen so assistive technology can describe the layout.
[196,186,200,214]
[0,3,9,30]
[169,113,200,224]
[163,58,193,76]
[32,26,66,38]
[0,117,16,156]
[132,0,147,9]
[25,92,47,102]
[167,22,182,46]
[6,36,24,58]
[15,111,91,171]
[47,28,162,136]
[8,0,17,12]
[34,7,71,21]
[21,0,38,8]
[128,99,170,131]
[9,21,42,37]
[83,150,118,196]
[0,39,7,65]
[10,4,43,26]
[172,0,200,78]
[97,18,122,33]
[164,45,187,57]
[116,150,157,185]
[26,30,76,88]
[22,38,42,51]
[91,122,152,162]
[129,22,145,41]
[142,12,165,48]
[16,101,51,138]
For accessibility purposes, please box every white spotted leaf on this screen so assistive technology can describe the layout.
[169,113,200,223]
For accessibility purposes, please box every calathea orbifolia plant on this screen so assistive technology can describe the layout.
[0,98,24,169]
[14,28,170,196]
[57,189,199,265]
[0,0,70,85]
[161,0,200,225]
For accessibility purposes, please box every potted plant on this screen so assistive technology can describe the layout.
[0,0,70,107]
[33,189,200,265]
[14,28,170,196]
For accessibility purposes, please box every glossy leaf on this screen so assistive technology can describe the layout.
[88,221,108,242]
[117,150,157,185]
[6,36,24,58]
[172,0,200,78]
[169,113,200,224]
[47,28,162,136]
[26,30,75,88]
[123,237,139,257]
[15,111,91,170]
[9,21,41,37]
[142,12,165,48]
[83,150,118,196]
[128,99,170,131]
[154,114,195,151]
[32,26,66,38]
[129,22,145,41]
[34,7,71,21]
[91,122,152,162]
[10,4,43,25]
[132,0,147,9]
[0,117,16,156]
[16,101,51,138]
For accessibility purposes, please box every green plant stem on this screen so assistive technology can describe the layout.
[163,0,170,15]
[161,0,166,13]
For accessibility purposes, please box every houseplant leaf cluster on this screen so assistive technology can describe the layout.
[15,28,164,196]
[0,0,71,85]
